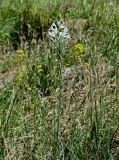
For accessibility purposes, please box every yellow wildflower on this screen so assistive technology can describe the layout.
[36,65,43,74]
[84,63,89,68]
[74,43,84,54]
[73,43,84,61]
[16,49,25,62]
[17,71,24,82]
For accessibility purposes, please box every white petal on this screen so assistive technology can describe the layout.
[57,20,65,29]
[50,23,58,34]
[62,27,70,39]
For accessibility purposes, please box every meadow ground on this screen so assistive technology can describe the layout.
[0,0,119,159]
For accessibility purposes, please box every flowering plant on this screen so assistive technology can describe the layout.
[48,20,70,43]
[16,49,25,62]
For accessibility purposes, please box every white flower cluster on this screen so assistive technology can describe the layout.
[48,20,70,42]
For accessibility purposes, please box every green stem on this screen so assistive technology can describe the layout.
[55,43,63,159]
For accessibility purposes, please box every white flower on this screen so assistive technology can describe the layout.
[48,23,58,41]
[60,27,70,39]
[48,20,70,42]
[57,20,65,29]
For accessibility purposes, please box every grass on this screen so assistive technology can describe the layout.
[0,0,119,159]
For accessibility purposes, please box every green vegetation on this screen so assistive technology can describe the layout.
[0,0,119,159]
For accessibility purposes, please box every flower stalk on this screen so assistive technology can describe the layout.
[48,20,70,158]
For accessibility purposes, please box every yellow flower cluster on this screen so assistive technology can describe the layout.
[83,63,89,68]
[73,43,84,61]
[17,71,24,82]
[16,49,25,62]
[74,43,84,54]
[36,65,43,74]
